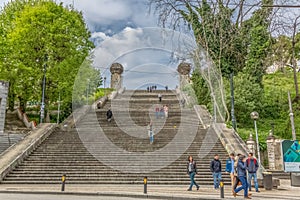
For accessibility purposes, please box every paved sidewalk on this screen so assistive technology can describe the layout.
[0,180,299,199]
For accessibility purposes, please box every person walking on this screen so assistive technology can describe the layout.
[106,108,113,122]
[159,106,164,119]
[186,155,200,191]
[163,105,169,118]
[225,153,235,187]
[158,93,162,102]
[147,121,154,144]
[232,154,241,194]
[180,98,185,108]
[155,106,160,119]
[246,152,260,192]
[233,155,251,199]
[210,154,222,190]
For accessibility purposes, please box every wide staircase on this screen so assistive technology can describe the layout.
[2,90,230,185]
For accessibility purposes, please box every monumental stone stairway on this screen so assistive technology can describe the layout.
[2,90,230,185]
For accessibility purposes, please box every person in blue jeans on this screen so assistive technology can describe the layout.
[233,155,251,199]
[210,154,222,190]
[186,155,199,191]
[147,121,154,144]
[246,152,260,192]
[225,153,235,187]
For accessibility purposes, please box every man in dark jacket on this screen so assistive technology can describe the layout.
[233,155,251,199]
[106,108,113,122]
[246,152,260,192]
[210,154,222,190]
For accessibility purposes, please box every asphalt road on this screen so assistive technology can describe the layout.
[0,193,154,200]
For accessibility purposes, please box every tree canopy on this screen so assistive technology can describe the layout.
[0,0,98,122]
[150,0,300,142]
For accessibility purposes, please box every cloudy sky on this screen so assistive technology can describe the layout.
[0,0,193,89]
[2,1,298,89]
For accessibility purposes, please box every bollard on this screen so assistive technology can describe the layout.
[61,174,66,192]
[143,176,147,194]
[220,179,224,198]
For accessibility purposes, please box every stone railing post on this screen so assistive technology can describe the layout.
[267,131,276,170]
[110,63,124,90]
[274,139,284,170]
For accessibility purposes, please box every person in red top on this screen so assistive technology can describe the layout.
[246,152,260,192]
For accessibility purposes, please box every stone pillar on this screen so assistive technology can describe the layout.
[0,81,9,134]
[177,62,191,89]
[247,132,255,155]
[110,63,124,90]
[274,139,284,170]
[267,130,276,170]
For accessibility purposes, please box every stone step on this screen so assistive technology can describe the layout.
[1,91,230,185]
[3,177,231,183]
[6,172,230,176]
[2,180,231,185]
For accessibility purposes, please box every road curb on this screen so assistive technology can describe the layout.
[0,190,216,200]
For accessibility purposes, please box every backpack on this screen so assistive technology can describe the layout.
[247,158,257,165]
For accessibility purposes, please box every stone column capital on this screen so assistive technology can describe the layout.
[177,62,191,75]
[110,63,124,75]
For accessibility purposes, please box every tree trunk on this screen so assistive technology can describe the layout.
[292,58,300,102]
[18,96,27,112]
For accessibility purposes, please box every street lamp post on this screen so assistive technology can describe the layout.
[250,111,261,166]
[57,92,61,124]
[40,57,47,123]
[103,76,107,97]
[288,91,296,140]
[230,73,237,131]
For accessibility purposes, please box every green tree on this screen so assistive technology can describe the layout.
[0,0,97,121]
[242,0,273,86]
[190,70,210,106]
[228,73,263,125]
[151,0,274,123]
[269,35,291,71]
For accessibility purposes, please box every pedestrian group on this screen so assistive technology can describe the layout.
[187,152,260,199]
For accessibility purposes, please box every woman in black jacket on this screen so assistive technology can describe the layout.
[186,155,200,191]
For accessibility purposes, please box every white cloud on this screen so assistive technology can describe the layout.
[73,0,132,25]
[91,27,197,89]
[63,0,157,32]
